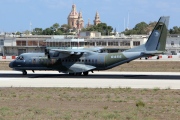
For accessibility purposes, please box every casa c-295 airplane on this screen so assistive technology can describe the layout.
[9,16,169,75]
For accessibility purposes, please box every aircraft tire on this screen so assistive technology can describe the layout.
[83,71,88,76]
[22,70,27,75]
[69,73,82,76]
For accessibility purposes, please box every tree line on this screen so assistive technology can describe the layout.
[124,22,180,35]
[123,22,157,35]
[169,26,180,34]
[15,22,180,35]
[31,23,113,36]
[81,23,113,35]
[32,23,72,35]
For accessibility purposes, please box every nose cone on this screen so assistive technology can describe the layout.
[9,61,14,68]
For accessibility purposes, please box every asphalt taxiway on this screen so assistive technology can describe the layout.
[0,71,180,89]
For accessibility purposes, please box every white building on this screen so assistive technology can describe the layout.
[166,34,180,55]
[1,34,180,55]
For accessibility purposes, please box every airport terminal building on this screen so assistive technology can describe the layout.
[0,33,180,56]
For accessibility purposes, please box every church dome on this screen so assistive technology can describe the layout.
[68,4,78,19]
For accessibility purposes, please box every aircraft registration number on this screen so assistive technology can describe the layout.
[111,55,122,59]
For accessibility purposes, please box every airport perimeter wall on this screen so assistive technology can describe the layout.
[0,56,17,61]
[139,55,180,60]
[0,55,180,61]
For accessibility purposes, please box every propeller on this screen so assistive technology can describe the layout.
[45,48,50,59]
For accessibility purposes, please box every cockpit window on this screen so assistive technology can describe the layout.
[16,57,20,60]
[16,56,24,60]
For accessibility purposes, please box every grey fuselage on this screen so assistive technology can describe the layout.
[8,16,170,74]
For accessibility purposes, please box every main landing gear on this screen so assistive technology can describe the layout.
[83,71,89,76]
[69,73,82,76]
[69,71,89,76]
[22,70,27,75]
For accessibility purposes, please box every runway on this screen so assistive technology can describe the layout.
[0,71,180,89]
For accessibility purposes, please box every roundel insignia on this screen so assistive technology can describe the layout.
[154,31,159,37]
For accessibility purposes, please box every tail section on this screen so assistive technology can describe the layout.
[125,16,169,54]
[145,16,169,52]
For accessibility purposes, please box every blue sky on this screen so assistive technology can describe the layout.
[0,0,180,32]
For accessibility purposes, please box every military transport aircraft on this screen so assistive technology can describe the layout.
[9,16,169,75]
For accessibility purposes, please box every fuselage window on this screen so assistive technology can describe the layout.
[89,60,91,62]
[82,60,84,62]
[85,60,87,62]
[78,59,81,62]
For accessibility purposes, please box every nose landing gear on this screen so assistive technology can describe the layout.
[22,70,27,75]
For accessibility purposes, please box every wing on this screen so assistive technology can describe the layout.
[50,47,103,55]
[50,49,86,55]
[83,47,103,52]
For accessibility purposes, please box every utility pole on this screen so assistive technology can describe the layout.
[3,32,6,56]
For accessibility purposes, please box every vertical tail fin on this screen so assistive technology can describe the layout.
[145,16,169,52]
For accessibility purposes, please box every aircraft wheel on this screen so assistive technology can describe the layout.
[22,70,27,75]
[83,71,89,76]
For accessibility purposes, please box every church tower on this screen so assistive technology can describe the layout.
[94,11,101,25]
[67,4,79,29]
[77,11,84,30]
